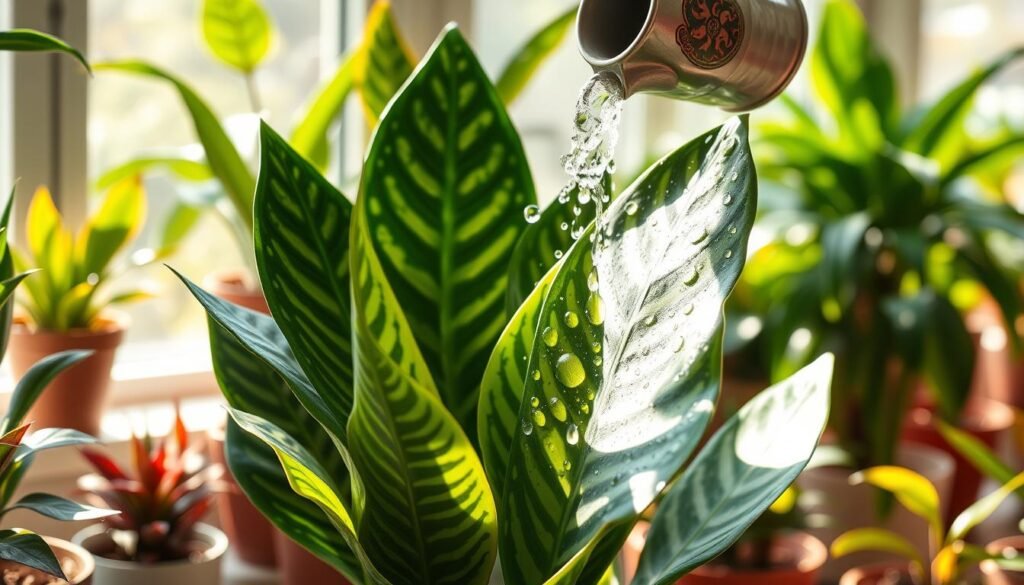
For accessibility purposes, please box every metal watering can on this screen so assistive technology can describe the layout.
[576,0,808,111]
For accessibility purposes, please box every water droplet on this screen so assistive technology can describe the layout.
[566,424,580,445]
[729,225,738,235]
[591,342,602,354]
[532,369,541,381]
[656,480,667,491]
[586,389,596,401]
[543,327,558,347]
[586,293,604,325]
[625,201,639,216]
[522,419,534,435]
[578,191,591,205]
[532,410,547,428]
[731,171,740,182]
[690,227,709,244]
[725,250,734,259]
[684,268,700,286]
[530,396,540,408]
[560,222,569,231]
[524,205,541,223]
[683,303,695,315]
[581,404,590,414]
[723,194,733,206]
[643,315,657,327]
[556,354,587,388]
[675,337,686,353]
[564,311,580,328]
[593,356,603,367]
[588,271,600,292]
[554,250,564,260]
[549,397,568,422]
[563,460,572,471]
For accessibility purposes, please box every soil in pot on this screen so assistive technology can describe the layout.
[0,537,94,585]
[204,269,269,314]
[982,536,1024,585]
[10,313,127,436]
[902,400,1015,522]
[839,564,914,585]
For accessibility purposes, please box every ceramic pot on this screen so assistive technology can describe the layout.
[903,400,1016,522]
[839,564,914,585]
[273,532,350,585]
[0,536,94,584]
[620,523,826,585]
[9,312,127,436]
[982,536,1024,585]
[797,443,954,583]
[207,425,277,568]
[204,269,268,314]
[73,523,227,585]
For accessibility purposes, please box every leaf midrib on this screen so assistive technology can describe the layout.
[439,45,459,412]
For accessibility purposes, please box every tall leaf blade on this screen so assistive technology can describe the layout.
[633,355,834,585]
[2,350,93,434]
[201,0,273,74]
[494,7,576,104]
[77,176,147,279]
[499,118,757,585]
[0,190,17,360]
[254,123,355,424]
[348,203,497,585]
[360,27,536,435]
[290,50,358,169]
[97,61,256,231]
[356,2,415,125]
[0,29,90,72]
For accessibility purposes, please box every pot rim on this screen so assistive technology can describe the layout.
[692,531,828,575]
[202,268,261,296]
[12,309,130,340]
[42,535,95,584]
[72,522,228,570]
[839,562,913,585]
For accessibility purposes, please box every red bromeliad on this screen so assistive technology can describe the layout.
[78,412,223,563]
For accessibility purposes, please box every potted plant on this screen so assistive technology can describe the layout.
[10,180,153,435]
[73,410,227,585]
[167,19,838,585]
[741,0,1024,569]
[831,466,1024,585]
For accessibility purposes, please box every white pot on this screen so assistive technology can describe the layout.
[73,523,228,585]
[797,443,955,584]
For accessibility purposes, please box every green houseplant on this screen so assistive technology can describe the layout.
[831,466,1024,585]
[175,24,836,585]
[73,410,227,585]
[0,189,117,584]
[10,180,152,435]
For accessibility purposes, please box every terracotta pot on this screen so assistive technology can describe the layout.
[273,532,350,585]
[207,425,277,568]
[967,297,1024,411]
[9,313,127,436]
[902,400,1015,522]
[0,536,94,584]
[620,523,826,585]
[839,564,914,585]
[203,269,268,314]
[73,523,227,585]
[797,443,955,584]
[982,536,1024,585]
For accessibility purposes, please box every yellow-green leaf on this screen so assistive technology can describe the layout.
[355,1,415,125]
[96,157,212,190]
[495,6,576,104]
[76,176,146,280]
[290,50,358,169]
[0,29,90,73]
[831,528,924,572]
[949,471,1024,543]
[201,0,273,74]
[852,466,943,541]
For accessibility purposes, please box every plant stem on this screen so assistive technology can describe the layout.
[245,72,263,113]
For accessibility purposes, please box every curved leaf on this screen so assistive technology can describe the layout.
[254,123,355,424]
[77,176,146,279]
[227,409,387,584]
[96,157,212,190]
[348,199,497,585]
[360,27,535,436]
[0,29,90,72]
[356,2,415,125]
[949,471,1024,542]
[495,7,576,104]
[290,50,358,169]
[632,355,834,585]
[2,493,117,522]
[0,190,17,360]
[17,428,96,461]
[499,117,757,585]
[831,528,924,569]
[943,136,1024,186]
[96,61,256,231]
[0,529,64,579]
[202,0,272,74]
[936,420,1020,491]
[2,350,93,433]
[902,48,1024,159]
[852,466,943,539]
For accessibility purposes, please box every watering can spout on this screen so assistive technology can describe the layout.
[577,0,808,112]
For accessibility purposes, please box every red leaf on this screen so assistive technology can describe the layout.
[81,448,128,481]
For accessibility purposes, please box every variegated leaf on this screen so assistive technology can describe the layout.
[360,26,536,437]
[356,1,415,125]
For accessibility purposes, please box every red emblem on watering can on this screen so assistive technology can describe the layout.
[676,0,745,70]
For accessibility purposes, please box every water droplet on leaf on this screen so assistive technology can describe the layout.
[524,205,541,223]
[556,354,586,388]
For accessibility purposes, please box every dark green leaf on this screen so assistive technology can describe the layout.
[356,2,415,125]
[2,351,93,434]
[0,529,64,579]
[0,29,90,72]
[2,493,116,522]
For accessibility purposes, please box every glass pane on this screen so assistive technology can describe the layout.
[87,0,329,366]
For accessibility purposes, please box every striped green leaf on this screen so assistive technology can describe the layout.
[0,529,64,579]
[227,409,388,584]
[97,61,256,232]
[202,0,272,74]
[356,2,415,125]
[348,201,497,585]
[254,123,355,425]
[0,29,90,73]
[0,190,16,360]
[633,355,834,585]
[495,6,576,104]
[291,50,358,169]
[360,26,536,437]
[499,117,757,585]
[479,264,557,499]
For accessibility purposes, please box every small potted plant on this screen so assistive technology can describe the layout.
[832,466,1024,585]
[10,180,153,435]
[73,411,227,585]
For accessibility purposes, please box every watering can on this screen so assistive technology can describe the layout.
[577,0,807,111]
